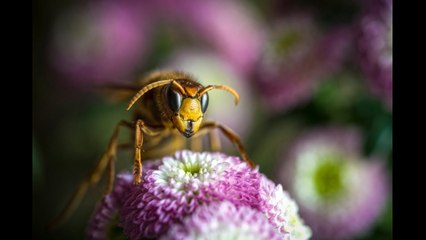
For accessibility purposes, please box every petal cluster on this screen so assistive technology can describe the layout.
[260,177,312,240]
[87,150,311,240]
[162,201,282,240]
[86,173,133,240]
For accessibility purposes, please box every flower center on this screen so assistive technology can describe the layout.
[313,153,346,200]
[153,151,230,193]
[178,162,201,176]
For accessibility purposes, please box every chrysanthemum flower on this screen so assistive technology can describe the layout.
[277,127,389,239]
[357,0,392,109]
[254,14,349,112]
[86,150,311,239]
[162,201,283,240]
[50,1,148,85]
[87,150,311,239]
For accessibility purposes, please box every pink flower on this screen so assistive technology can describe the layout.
[254,14,350,112]
[277,127,389,239]
[86,150,311,239]
[50,1,148,86]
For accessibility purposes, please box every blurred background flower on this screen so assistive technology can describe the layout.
[34,0,392,239]
[357,0,392,109]
[49,1,149,87]
[277,127,389,239]
[150,0,265,76]
[253,13,350,112]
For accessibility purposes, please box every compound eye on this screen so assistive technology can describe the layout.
[166,86,182,112]
[200,92,209,113]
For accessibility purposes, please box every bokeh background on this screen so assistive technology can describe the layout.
[33,0,392,239]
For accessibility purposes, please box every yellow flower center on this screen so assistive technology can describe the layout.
[313,153,347,200]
